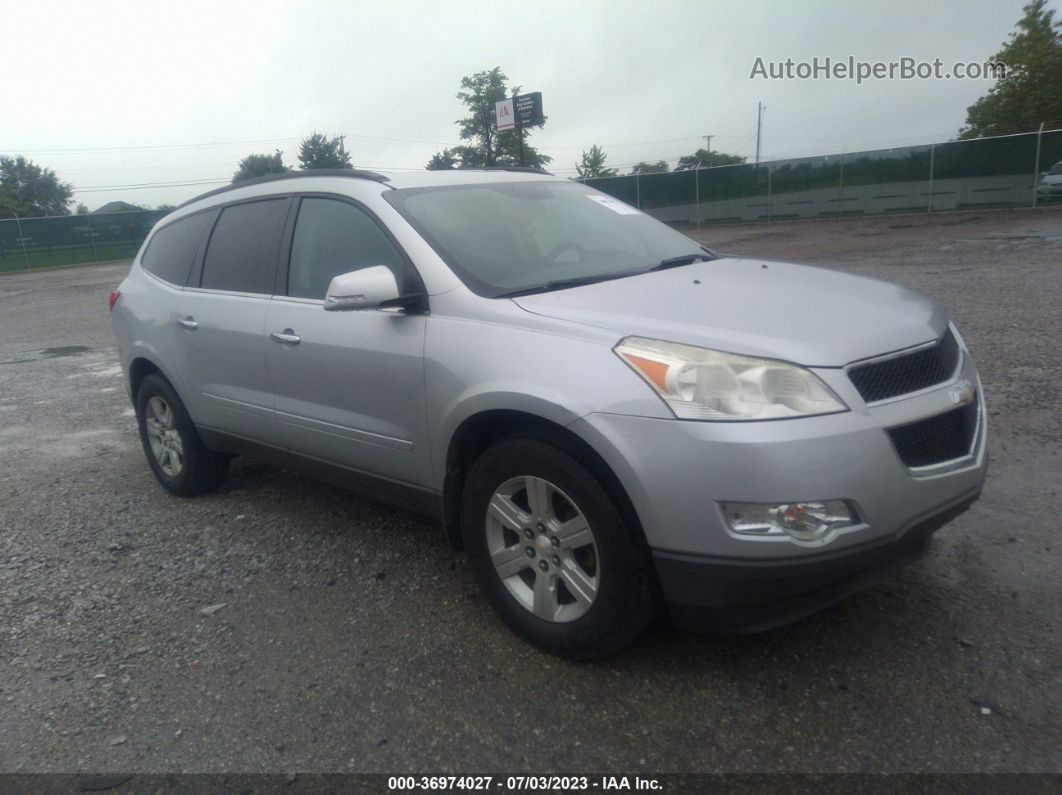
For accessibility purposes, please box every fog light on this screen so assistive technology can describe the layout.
[722,500,858,542]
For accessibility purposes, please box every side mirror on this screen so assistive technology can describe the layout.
[324,266,400,311]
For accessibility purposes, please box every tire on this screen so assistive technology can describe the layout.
[461,437,658,660]
[135,373,229,497]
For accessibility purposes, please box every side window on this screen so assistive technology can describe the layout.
[140,212,214,286]
[200,199,288,294]
[287,198,412,300]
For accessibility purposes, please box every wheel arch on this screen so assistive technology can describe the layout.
[441,408,645,554]
[128,354,184,409]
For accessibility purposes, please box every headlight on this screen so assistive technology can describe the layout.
[614,336,847,421]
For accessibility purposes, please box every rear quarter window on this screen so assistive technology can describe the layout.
[140,212,215,286]
[200,198,289,294]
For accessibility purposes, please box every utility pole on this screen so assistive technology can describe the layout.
[514,91,525,168]
[13,211,31,270]
[1033,121,1045,209]
[702,134,713,153]
[755,102,765,172]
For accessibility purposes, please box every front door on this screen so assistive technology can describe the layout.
[265,196,430,487]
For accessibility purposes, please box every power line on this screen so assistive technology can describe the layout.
[0,132,458,156]
[4,131,723,157]
[72,178,230,193]
[545,135,706,150]
[52,123,1062,192]
[69,164,436,193]
[1,137,302,155]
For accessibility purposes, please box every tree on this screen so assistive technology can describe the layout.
[675,148,747,170]
[574,145,617,179]
[74,202,89,216]
[298,132,353,170]
[630,161,670,175]
[959,0,1062,138]
[426,149,461,170]
[232,150,290,183]
[427,67,551,169]
[0,156,74,217]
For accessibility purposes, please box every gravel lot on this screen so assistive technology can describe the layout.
[1,207,1059,775]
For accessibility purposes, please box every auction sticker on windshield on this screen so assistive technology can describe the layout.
[587,195,641,215]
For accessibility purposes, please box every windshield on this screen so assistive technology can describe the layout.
[1049,162,1062,176]
[384,180,713,297]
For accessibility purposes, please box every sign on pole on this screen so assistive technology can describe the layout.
[514,92,544,127]
[495,98,515,131]
[495,92,543,131]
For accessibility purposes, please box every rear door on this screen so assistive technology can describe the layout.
[174,197,291,445]
[265,195,431,488]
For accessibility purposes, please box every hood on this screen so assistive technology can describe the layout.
[512,257,947,367]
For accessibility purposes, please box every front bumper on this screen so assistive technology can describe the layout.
[568,347,987,626]
[659,490,979,632]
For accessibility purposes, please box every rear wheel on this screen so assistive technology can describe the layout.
[135,373,229,496]
[462,438,658,659]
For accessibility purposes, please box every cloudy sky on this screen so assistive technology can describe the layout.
[2,0,1051,210]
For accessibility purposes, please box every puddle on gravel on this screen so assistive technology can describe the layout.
[0,345,94,365]
[40,345,93,358]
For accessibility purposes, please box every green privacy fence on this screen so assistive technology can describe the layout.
[583,127,1062,223]
[0,209,168,273]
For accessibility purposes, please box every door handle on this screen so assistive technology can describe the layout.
[177,317,198,330]
[270,329,301,345]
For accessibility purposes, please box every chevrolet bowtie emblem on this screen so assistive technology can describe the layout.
[950,381,975,406]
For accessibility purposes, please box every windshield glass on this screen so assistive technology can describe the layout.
[1049,162,1062,176]
[384,180,712,297]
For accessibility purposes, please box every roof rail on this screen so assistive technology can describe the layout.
[475,166,554,176]
[176,169,391,209]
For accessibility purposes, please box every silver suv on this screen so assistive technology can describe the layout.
[110,169,987,659]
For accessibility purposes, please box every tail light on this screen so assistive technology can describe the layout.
[109,290,120,312]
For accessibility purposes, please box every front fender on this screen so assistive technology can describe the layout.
[424,313,671,489]
[428,384,587,489]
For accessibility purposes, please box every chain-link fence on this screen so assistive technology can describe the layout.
[582,127,1062,225]
[0,210,168,273]
[2,127,1061,272]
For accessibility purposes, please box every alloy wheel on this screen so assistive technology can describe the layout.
[144,396,184,477]
[485,475,600,622]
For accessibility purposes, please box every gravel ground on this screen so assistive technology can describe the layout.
[0,207,1059,775]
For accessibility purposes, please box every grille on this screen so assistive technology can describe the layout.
[887,398,979,468]
[849,329,960,403]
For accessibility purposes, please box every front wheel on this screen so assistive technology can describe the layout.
[461,438,658,660]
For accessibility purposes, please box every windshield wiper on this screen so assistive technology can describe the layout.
[496,273,630,298]
[648,252,716,272]
[497,251,717,298]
